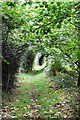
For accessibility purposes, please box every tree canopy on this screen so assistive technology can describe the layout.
[2,1,80,92]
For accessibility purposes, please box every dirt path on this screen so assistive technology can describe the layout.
[30,81,41,119]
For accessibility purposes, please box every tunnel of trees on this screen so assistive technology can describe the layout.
[1,1,80,119]
[2,1,80,92]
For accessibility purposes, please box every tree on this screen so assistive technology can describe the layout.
[27,2,80,86]
[2,2,29,91]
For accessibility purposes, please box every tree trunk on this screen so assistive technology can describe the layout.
[2,61,9,91]
[77,71,80,87]
[77,61,80,87]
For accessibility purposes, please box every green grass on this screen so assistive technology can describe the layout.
[12,74,32,118]
[3,73,32,118]
[31,72,65,118]
[2,71,79,119]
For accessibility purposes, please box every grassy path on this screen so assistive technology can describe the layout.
[2,71,79,119]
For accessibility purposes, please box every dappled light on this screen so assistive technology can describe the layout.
[2,1,80,120]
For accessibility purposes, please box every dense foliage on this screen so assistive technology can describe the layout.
[20,49,36,72]
[2,1,80,92]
